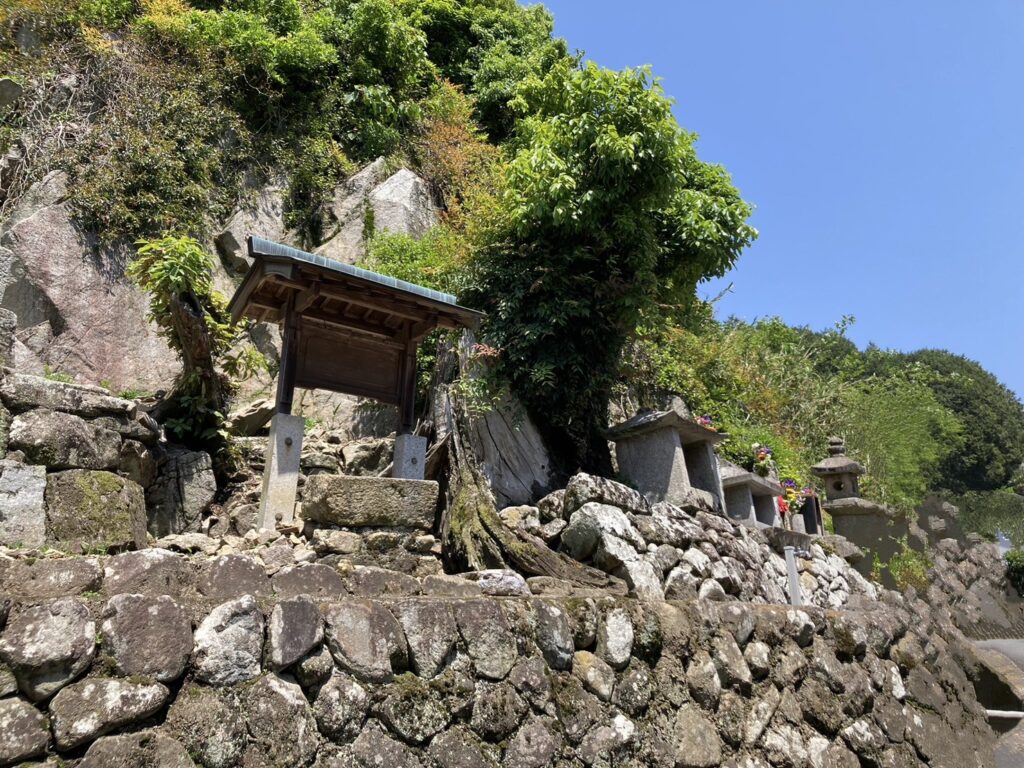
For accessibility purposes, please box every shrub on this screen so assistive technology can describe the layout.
[1005,549,1024,596]
[887,537,932,593]
[127,235,237,446]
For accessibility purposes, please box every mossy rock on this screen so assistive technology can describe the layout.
[44,469,147,553]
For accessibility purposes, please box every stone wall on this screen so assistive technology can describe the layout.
[521,473,879,609]
[0,547,997,767]
[0,371,215,550]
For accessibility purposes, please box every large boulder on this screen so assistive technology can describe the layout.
[9,408,121,469]
[0,597,96,701]
[368,168,439,238]
[165,684,247,768]
[303,475,438,531]
[0,371,134,418]
[193,595,265,686]
[49,678,169,750]
[100,594,193,682]
[240,675,320,767]
[313,159,388,264]
[78,730,195,768]
[146,445,217,537]
[44,469,147,552]
[0,459,45,547]
[0,172,179,391]
[214,174,291,273]
[323,600,408,683]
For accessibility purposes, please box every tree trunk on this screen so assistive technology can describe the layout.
[434,336,617,588]
[168,291,227,415]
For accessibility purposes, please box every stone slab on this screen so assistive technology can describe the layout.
[303,475,438,531]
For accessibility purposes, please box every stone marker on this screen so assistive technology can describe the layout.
[720,459,782,529]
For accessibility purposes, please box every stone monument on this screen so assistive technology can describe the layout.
[607,409,726,513]
[719,459,783,528]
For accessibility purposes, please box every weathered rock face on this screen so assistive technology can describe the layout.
[0,553,1000,767]
[0,697,48,764]
[314,161,439,265]
[0,597,95,701]
[215,174,292,273]
[193,595,265,686]
[100,593,193,682]
[49,678,169,750]
[44,469,147,552]
[146,445,217,537]
[0,171,179,391]
[9,407,121,470]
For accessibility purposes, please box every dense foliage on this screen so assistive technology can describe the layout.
[128,235,264,454]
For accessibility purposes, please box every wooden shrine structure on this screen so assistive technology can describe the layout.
[228,236,482,529]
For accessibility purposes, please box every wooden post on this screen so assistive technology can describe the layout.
[276,295,298,415]
[397,339,417,435]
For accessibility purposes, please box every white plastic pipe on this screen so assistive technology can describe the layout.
[986,709,1024,720]
[784,545,803,607]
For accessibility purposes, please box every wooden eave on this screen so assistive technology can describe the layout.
[228,237,483,341]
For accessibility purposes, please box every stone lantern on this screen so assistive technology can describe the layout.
[810,437,864,501]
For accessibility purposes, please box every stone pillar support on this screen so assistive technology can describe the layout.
[258,413,304,531]
[393,434,427,480]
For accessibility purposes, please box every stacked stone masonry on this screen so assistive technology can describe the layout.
[0,545,997,767]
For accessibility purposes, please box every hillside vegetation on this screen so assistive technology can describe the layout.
[2,0,1022,524]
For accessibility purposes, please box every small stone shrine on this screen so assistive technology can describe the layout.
[228,236,482,530]
[719,459,782,528]
[607,408,726,512]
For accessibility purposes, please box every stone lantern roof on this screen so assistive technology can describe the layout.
[810,437,864,477]
[606,408,726,446]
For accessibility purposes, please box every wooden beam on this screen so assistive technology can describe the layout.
[301,308,400,340]
[317,284,425,322]
[295,283,321,313]
[397,339,418,434]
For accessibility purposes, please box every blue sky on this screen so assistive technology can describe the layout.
[539,1,1024,397]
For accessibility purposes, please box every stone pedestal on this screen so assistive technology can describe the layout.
[258,413,304,531]
[393,434,427,480]
[753,495,779,528]
[720,459,782,529]
[825,497,908,587]
[302,475,438,531]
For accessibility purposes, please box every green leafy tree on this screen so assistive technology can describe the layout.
[468,61,755,472]
[905,350,1024,493]
[837,370,961,510]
